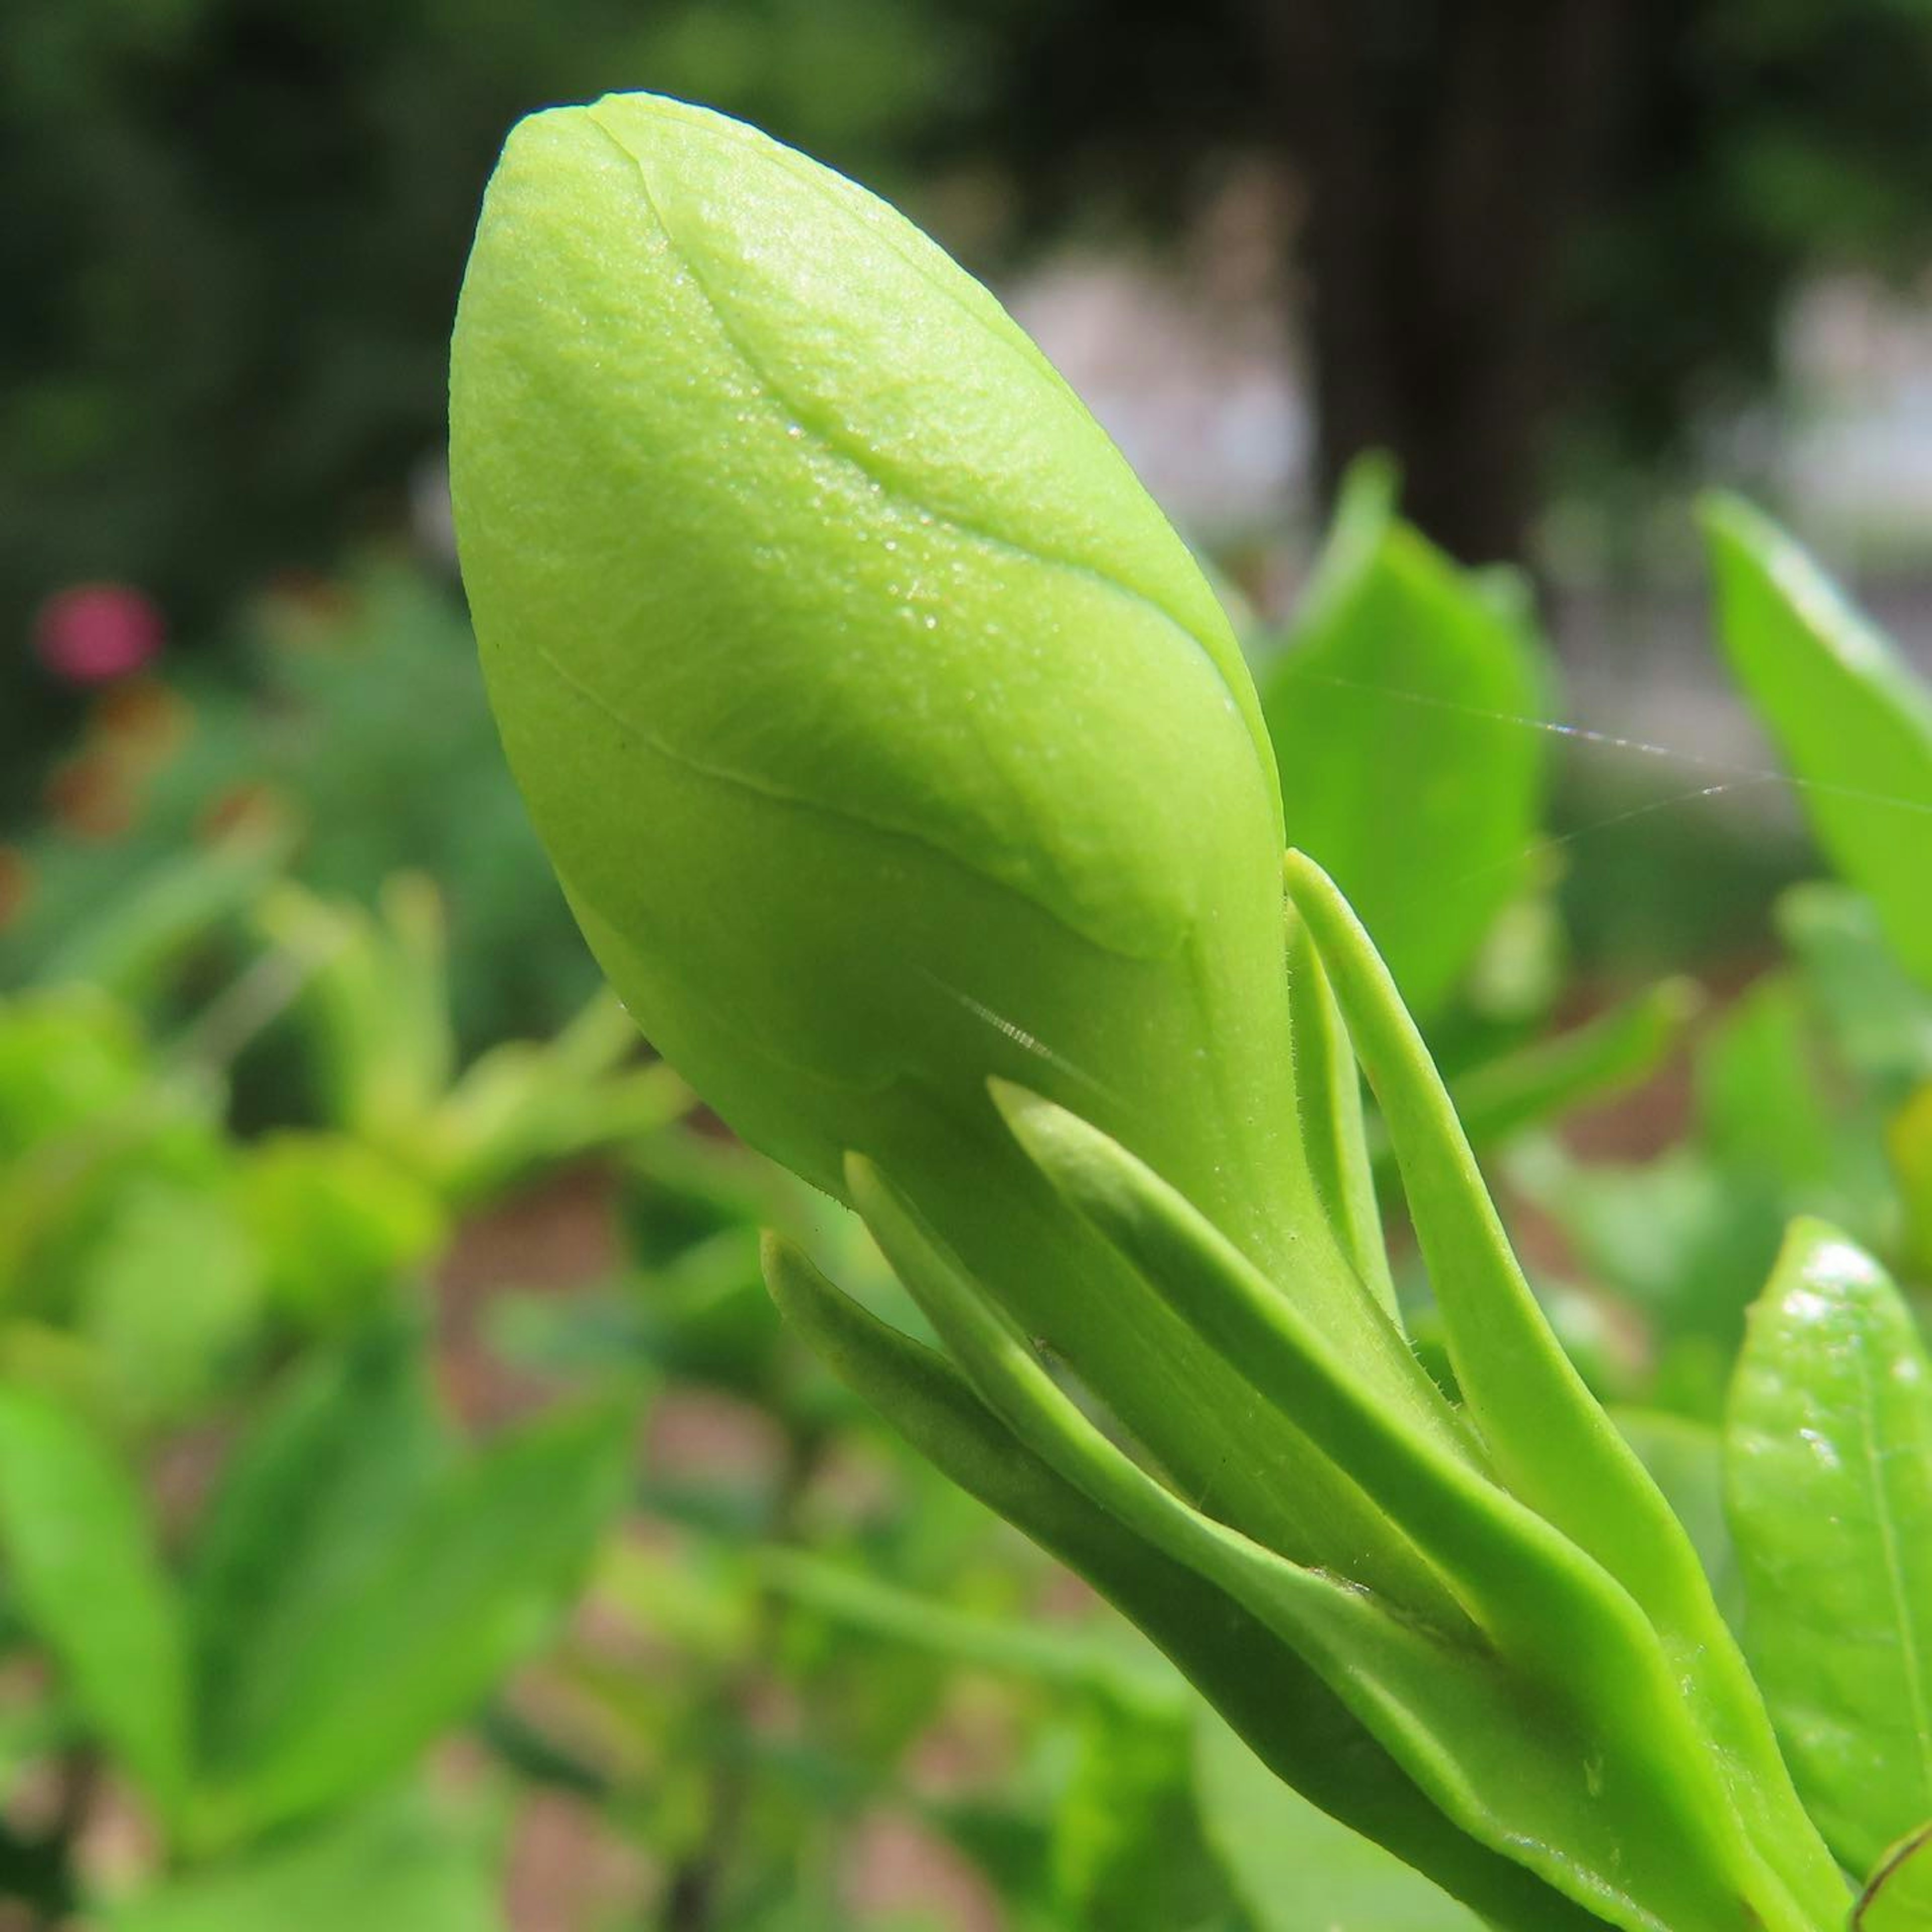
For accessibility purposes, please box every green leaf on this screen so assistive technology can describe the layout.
[36,822,291,1012]
[196,1389,635,1843]
[1698,972,1894,1252]
[186,1324,456,1800]
[760,1549,1177,1713]
[1726,1218,1932,1874]
[1779,884,1932,1105]
[0,989,150,1159]
[1703,494,1932,986]
[1859,1825,1932,1932]
[257,876,456,1148]
[0,1385,188,1813]
[236,1133,446,1332]
[1260,458,1552,1018]
[71,1177,263,1427]
[1195,1710,1483,1931]
[1053,1702,1234,1928]
[106,1793,502,1932]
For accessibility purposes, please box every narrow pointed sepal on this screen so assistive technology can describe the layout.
[760,1231,1611,1932]
[1282,848,1844,1926]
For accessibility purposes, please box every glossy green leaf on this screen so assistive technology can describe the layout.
[1703,494,1932,986]
[107,1794,502,1932]
[1727,1218,1932,1875]
[761,1234,1603,1932]
[196,1390,635,1844]
[1260,458,1552,1018]
[1859,1825,1932,1932]
[0,1385,188,1814]
[1195,1710,1483,1931]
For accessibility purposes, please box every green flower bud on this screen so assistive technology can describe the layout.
[450,93,1455,1580]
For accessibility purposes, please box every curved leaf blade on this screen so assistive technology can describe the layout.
[0,1386,188,1818]
[1859,1825,1932,1932]
[1703,494,1932,987]
[1727,1218,1932,1875]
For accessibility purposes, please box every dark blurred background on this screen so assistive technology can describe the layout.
[5,0,1932,972]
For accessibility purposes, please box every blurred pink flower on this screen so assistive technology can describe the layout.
[33,583,165,685]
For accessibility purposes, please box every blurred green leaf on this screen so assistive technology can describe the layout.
[1194,1710,1482,1930]
[1779,883,1932,1105]
[107,1792,502,1932]
[187,1323,455,1809]
[1371,979,1699,1195]
[258,874,455,1149]
[0,989,150,1158]
[237,1133,446,1331]
[1893,1085,1932,1277]
[1703,494,1932,987]
[1726,1219,1932,1874]
[35,821,293,1013]
[199,1388,636,1842]
[762,1549,1176,1713]
[1261,459,1552,1018]
[0,1384,188,1813]
[72,1174,262,1425]
[1054,1702,1234,1928]
[1698,972,1895,1251]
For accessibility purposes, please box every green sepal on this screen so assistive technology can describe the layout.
[990,1078,1831,1932]
[1283,848,1843,1925]
[1285,903,1397,1317]
[845,1155,1829,1932]
[761,1232,1604,1932]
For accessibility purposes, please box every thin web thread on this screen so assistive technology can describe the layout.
[1268,661,1932,923]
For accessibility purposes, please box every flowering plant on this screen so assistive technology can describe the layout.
[450,92,1932,1930]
